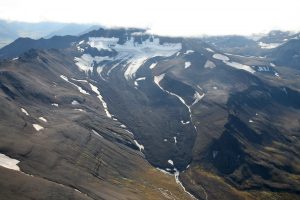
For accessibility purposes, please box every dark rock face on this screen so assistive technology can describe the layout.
[269,39,300,69]
[202,35,263,56]
[0,28,300,200]
[0,36,77,59]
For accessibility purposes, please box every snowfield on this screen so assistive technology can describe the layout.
[213,54,255,73]
[74,54,112,74]
[224,61,255,73]
[87,37,119,51]
[76,37,182,80]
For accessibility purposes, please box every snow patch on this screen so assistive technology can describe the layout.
[71,78,88,83]
[258,42,282,49]
[168,160,174,166]
[134,77,146,86]
[181,120,190,125]
[71,100,80,105]
[92,129,103,138]
[60,75,90,95]
[78,40,85,45]
[154,73,165,86]
[213,53,230,61]
[149,63,157,69]
[77,46,84,52]
[74,109,84,112]
[205,48,214,52]
[89,83,112,118]
[32,124,44,131]
[213,53,255,73]
[204,60,216,69]
[184,61,191,69]
[38,117,47,123]
[21,108,29,116]
[224,61,255,73]
[173,137,177,144]
[192,92,205,106]
[134,140,144,152]
[184,50,194,55]
[51,103,58,107]
[0,153,20,171]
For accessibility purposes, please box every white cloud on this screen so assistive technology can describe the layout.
[0,0,300,36]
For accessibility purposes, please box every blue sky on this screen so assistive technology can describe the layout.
[1,0,300,36]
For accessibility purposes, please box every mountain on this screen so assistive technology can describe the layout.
[0,28,300,200]
[258,30,297,44]
[268,38,300,69]
[202,35,262,56]
[0,36,77,59]
[202,31,300,58]
[44,24,101,38]
[255,30,300,51]
[0,20,98,48]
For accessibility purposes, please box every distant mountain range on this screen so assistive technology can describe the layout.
[0,19,101,48]
[0,27,300,200]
